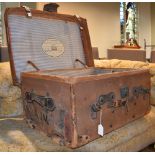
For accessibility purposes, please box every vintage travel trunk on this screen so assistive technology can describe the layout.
[5,7,151,148]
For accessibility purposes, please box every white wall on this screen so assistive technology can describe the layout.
[2,2,152,59]
[138,2,151,59]
[151,3,155,46]
[37,2,120,58]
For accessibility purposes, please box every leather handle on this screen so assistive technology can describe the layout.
[75,59,88,68]
[27,60,40,71]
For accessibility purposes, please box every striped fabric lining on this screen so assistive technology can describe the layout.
[8,15,85,82]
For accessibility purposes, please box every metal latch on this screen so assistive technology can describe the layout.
[91,87,130,119]
[120,87,129,99]
[74,15,84,30]
[22,6,32,18]
[91,92,115,119]
[132,86,150,99]
[75,14,80,19]
[25,91,56,112]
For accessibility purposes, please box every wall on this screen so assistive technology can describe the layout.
[1,2,153,59]
[151,3,155,46]
[20,2,36,9]
[37,2,120,58]
[138,2,151,59]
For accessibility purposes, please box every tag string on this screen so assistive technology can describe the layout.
[100,109,102,124]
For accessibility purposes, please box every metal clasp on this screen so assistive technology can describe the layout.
[25,91,56,112]
[132,86,150,99]
[22,6,32,18]
[91,92,115,119]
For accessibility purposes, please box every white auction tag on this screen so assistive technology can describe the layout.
[98,123,104,136]
[98,109,104,136]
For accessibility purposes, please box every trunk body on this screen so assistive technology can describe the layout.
[5,7,151,149]
[21,68,151,148]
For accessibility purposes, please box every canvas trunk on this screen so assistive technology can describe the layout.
[5,7,151,148]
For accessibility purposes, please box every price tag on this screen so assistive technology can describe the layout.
[98,123,104,136]
[98,109,104,136]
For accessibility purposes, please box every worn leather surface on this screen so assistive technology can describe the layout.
[94,59,155,106]
[1,60,155,116]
